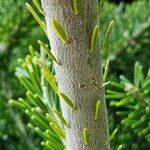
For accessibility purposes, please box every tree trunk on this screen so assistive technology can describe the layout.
[41,0,109,150]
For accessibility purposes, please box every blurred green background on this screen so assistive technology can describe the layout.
[0,0,149,149]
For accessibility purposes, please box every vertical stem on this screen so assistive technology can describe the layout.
[41,0,109,149]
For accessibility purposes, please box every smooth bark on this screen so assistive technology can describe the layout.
[41,0,109,149]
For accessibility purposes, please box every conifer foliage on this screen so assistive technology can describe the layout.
[6,0,150,149]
